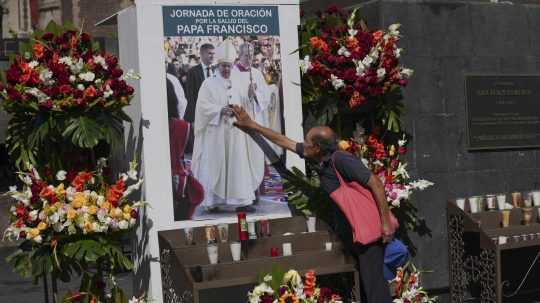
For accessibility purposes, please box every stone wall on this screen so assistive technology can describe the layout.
[351,0,540,292]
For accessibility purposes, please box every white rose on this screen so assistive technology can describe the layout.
[377,68,386,80]
[401,68,414,78]
[299,55,312,73]
[69,75,76,82]
[330,74,345,90]
[118,220,129,230]
[56,170,67,181]
[33,235,43,243]
[388,23,401,34]
[28,61,39,69]
[29,210,38,221]
[59,57,73,66]
[53,222,64,232]
[79,71,96,82]
[362,56,374,67]
[77,84,85,91]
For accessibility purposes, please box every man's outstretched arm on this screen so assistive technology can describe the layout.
[231,105,298,153]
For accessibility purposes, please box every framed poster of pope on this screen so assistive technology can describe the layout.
[162,5,297,222]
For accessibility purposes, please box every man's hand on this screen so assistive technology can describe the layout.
[381,219,394,243]
[231,105,257,131]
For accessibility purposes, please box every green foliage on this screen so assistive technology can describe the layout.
[284,167,333,222]
[5,110,130,170]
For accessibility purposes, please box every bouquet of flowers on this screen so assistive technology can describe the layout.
[299,6,412,132]
[3,159,143,244]
[0,21,138,169]
[338,134,433,209]
[391,262,437,303]
[248,269,343,303]
[3,159,145,303]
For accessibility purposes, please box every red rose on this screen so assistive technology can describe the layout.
[6,66,21,84]
[80,33,91,43]
[39,100,53,110]
[6,87,22,101]
[105,55,118,68]
[59,84,72,95]
[130,209,139,219]
[260,296,273,303]
[111,68,123,78]
[399,79,408,86]
[82,51,93,62]
[326,5,339,14]
[125,86,135,95]
[42,32,54,41]
[118,80,127,90]
[398,146,407,155]
[15,205,27,219]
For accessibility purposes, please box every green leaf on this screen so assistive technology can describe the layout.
[62,116,104,148]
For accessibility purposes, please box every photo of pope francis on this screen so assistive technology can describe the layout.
[190,39,269,216]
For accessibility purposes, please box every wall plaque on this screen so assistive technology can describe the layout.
[466,75,540,150]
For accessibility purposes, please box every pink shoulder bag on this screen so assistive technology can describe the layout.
[329,153,398,244]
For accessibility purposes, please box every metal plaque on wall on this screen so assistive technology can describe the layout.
[465,75,540,150]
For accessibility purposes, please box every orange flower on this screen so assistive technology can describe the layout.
[345,36,359,50]
[373,30,384,43]
[40,186,57,203]
[279,292,298,303]
[303,270,316,297]
[309,37,329,53]
[106,178,125,207]
[33,43,45,59]
[71,172,93,191]
[84,86,97,98]
[348,91,366,108]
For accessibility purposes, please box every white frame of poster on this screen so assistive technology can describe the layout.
[118,0,302,300]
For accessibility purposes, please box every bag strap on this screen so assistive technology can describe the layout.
[330,152,347,185]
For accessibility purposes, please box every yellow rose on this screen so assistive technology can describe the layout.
[110,207,123,219]
[123,212,131,220]
[72,192,87,209]
[37,222,48,231]
[337,140,351,151]
[84,221,93,233]
[389,145,396,157]
[101,201,111,211]
[67,209,77,220]
[123,204,132,214]
[28,228,40,238]
[56,183,66,195]
[88,205,98,215]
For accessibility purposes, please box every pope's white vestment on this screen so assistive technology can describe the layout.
[191,73,266,208]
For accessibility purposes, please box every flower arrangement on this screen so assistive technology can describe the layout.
[3,159,145,303]
[0,21,138,169]
[248,269,343,303]
[391,262,437,303]
[338,134,433,209]
[300,8,412,110]
[284,6,434,255]
[3,159,143,244]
